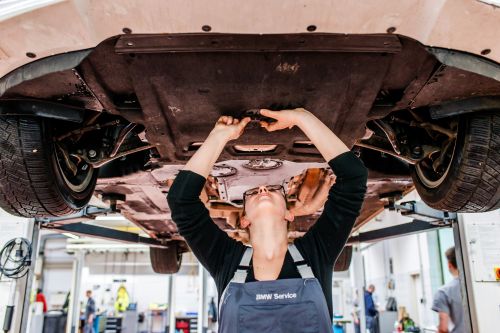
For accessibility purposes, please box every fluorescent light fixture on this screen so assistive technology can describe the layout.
[95,215,128,221]
[62,232,80,240]
[66,243,149,251]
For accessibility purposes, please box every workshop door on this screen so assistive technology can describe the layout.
[409,273,423,326]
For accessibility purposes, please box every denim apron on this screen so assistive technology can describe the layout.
[218,244,332,333]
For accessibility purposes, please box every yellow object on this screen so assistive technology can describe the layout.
[114,285,130,313]
[495,267,500,281]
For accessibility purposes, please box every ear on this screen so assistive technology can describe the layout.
[285,210,294,222]
[240,215,251,229]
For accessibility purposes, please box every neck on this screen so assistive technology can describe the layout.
[249,218,288,261]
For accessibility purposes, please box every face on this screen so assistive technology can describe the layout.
[86,291,92,298]
[241,185,292,228]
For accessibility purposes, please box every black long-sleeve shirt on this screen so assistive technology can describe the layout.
[167,151,368,317]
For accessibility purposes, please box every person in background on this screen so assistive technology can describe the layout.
[208,296,217,323]
[114,285,130,314]
[364,284,378,333]
[35,289,48,313]
[432,247,464,333]
[84,290,96,333]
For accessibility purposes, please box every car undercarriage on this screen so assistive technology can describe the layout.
[1,32,499,273]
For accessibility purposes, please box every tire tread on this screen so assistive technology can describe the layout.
[0,117,76,217]
[435,113,500,212]
[149,242,182,274]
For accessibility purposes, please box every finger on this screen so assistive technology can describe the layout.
[226,116,233,125]
[233,119,240,125]
[260,121,268,128]
[264,122,279,132]
[259,109,279,119]
[240,117,251,128]
[237,118,251,134]
[219,116,228,124]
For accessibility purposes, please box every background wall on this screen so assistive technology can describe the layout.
[38,234,74,310]
[80,269,171,314]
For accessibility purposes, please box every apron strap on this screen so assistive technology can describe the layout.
[229,244,315,284]
[288,244,315,279]
[230,246,253,284]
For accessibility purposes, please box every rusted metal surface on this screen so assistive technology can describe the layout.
[95,161,414,241]
[1,68,103,111]
[411,65,500,108]
[0,35,496,158]
[115,34,402,54]
[109,34,395,159]
[4,34,500,165]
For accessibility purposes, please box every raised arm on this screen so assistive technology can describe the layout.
[167,116,251,276]
[261,108,367,264]
[184,116,251,177]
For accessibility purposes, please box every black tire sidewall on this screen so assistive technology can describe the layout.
[150,242,182,274]
[410,116,467,209]
[334,246,353,272]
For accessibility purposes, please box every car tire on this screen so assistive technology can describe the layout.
[150,242,183,274]
[0,116,97,217]
[411,112,500,212]
[334,246,352,272]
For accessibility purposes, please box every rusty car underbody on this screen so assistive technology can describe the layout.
[1,32,500,271]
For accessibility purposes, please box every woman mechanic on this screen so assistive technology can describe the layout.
[167,108,368,332]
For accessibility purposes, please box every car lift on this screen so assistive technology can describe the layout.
[37,206,170,249]
[11,199,474,333]
[347,200,457,245]
[2,207,171,333]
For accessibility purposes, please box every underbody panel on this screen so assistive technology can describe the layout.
[94,162,414,241]
[3,34,500,163]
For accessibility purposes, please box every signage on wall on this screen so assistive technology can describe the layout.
[466,221,500,283]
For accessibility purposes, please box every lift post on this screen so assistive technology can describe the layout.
[452,220,473,333]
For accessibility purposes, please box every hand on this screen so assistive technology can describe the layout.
[259,108,310,132]
[210,116,251,141]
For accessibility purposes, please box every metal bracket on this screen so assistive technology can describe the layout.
[115,33,402,54]
[0,99,85,123]
[36,205,113,225]
[347,219,449,245]
[43,222,168,248]
[348,200,456,244]
[37,205,169,248]
[392,200,457,225]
